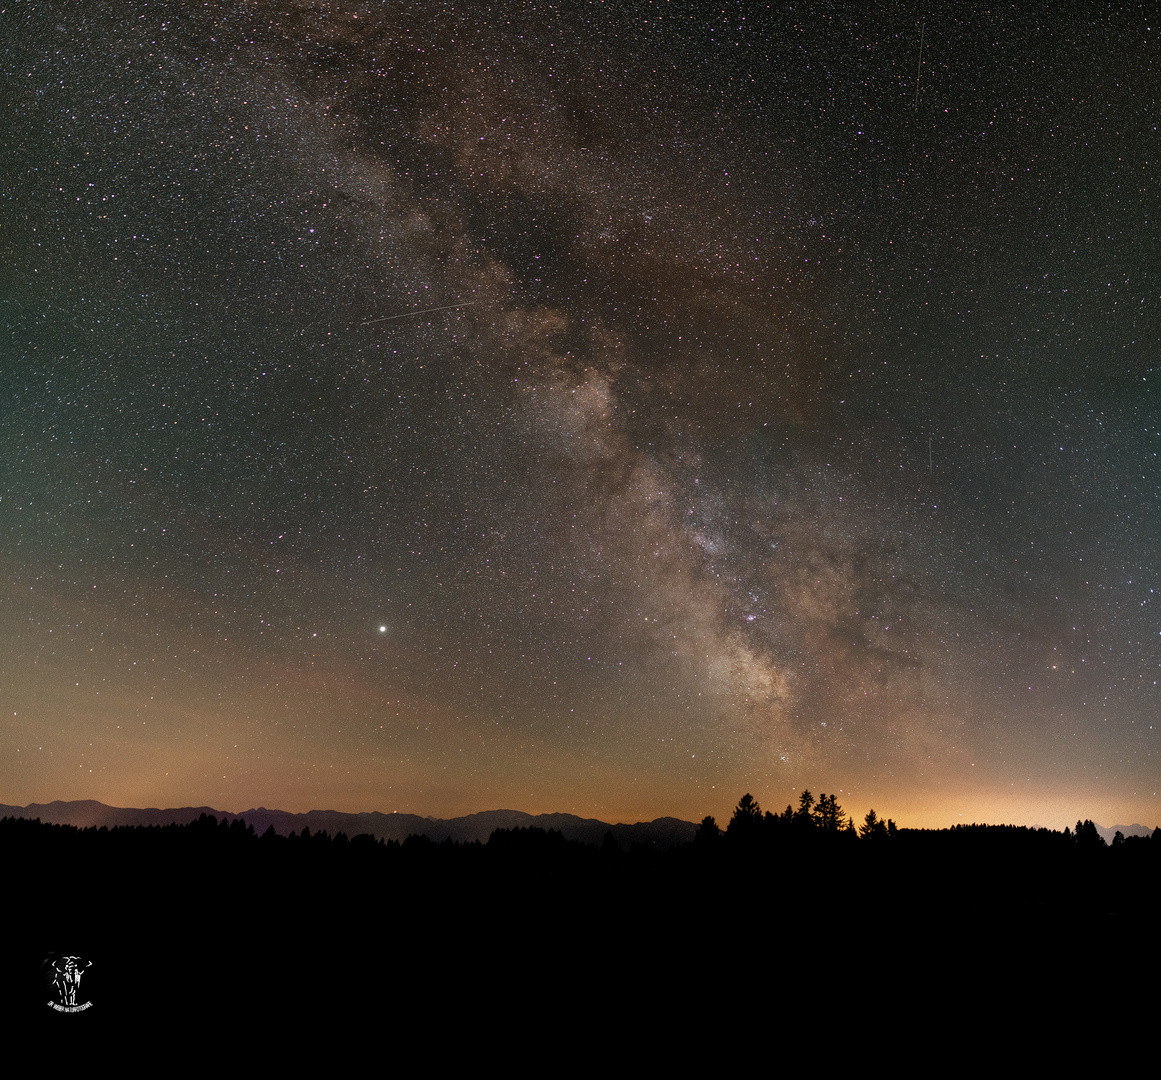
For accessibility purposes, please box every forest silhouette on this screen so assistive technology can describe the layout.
[5,792,1157,1031]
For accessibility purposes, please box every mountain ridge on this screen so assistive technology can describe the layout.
[0,798,698,849]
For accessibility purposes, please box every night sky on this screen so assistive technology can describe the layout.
[2,0,1158,828]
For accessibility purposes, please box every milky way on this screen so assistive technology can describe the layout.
[2,1,1158,827]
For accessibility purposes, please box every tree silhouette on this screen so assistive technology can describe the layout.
[695,816,720,846]
[860,809,887,840]
[728,794,763,841]
[1075,819,1106,850]
[813,793,847,832]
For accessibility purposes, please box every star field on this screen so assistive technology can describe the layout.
[1,0,1158,827]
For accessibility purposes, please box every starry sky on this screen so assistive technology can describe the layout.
[2,0,1158,828]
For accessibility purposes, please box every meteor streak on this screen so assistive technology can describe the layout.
[361,301,484,325]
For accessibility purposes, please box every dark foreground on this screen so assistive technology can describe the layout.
[4,812,1157,1047]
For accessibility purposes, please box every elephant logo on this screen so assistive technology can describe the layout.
[46,955,93,1012]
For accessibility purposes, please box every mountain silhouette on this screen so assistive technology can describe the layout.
[0,799,697,849]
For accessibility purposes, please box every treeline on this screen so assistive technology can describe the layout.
[4,797,1158,1027]
[3,795,1157,869]
[701,789,900,845]
[699,789,1155,853]
[8,794,1156,965]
